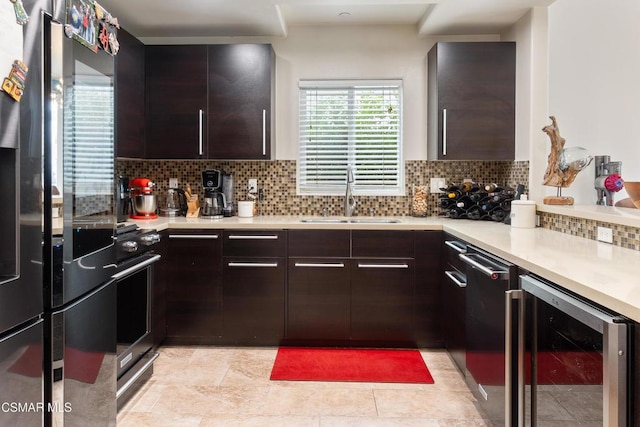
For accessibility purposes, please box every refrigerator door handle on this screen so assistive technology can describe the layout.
[505,289,525,427]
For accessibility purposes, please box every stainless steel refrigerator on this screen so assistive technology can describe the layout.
[1,1,117,425]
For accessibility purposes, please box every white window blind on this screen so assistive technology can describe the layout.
[63,81,114,196]
[298,80,402,195]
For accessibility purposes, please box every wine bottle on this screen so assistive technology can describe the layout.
[456,196,473,210]
[447,190,462,199]
[448,207,465,219]
[489,207,507,222]
[485,183,499,192]
[466,205,483,220]
[470,191,488,202]
[439,197,455,208]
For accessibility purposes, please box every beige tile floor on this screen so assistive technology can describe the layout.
[117,346,490,426]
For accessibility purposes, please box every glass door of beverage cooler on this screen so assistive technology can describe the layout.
[512,275,630,426]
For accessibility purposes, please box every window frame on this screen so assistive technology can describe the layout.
[297,79,404,197]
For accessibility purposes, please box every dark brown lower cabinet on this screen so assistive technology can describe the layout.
[222,257,285,345]
[415,231,444,347]
[287,258,351,340]
[166,230,222,343]
[350,258,415,342]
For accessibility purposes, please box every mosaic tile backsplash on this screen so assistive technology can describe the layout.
[116,158,640,251]
[116,159,530,217]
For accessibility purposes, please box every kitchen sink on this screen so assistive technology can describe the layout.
[349,219,401,224]
[300,218,349,223]
[300,218,401,224]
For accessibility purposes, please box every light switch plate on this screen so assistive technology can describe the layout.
[430,177,445,193]
[169,178,178,188]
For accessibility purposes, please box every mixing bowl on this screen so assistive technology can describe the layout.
[623,182,640,209]
[132,194,157,215]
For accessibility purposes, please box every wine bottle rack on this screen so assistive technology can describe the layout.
[438,183,515,222]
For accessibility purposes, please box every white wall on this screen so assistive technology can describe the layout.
[547,0,640,204]
[503,8,549,201]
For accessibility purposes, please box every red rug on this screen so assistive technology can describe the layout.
[270,348,434,384]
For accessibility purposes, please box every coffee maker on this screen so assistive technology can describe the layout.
[202,170,226,218]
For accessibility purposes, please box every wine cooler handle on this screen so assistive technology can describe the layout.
[442,108,447,156]
[505,289,525,427]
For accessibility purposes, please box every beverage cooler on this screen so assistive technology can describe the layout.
[507,274,631,426]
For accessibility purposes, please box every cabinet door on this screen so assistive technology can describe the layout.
[222,257,285,345]
[414,231,443,347]
[442,267,466,374]
[208,44,274,159]
[287,258,351,340]
[351,259,414,342]
[145,45,208,159]
[166,230,222,342]
[115,28,145,158]
[428,42,515,160]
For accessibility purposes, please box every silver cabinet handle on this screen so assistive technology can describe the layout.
[445,270,466,288]
[169,234,219,239]
[294,262,345,268]
[505,289,525,427]
[198,109,204,156]
[459,253,509,280]
[228,235,278,240]
[444,240,466,254]
[357,263,409,269]
[262,109,267,156]
[227,262,278,268]
[442,108,447,156]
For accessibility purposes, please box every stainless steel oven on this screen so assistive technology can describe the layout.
[508,274,631,426]
[113,225,161,408]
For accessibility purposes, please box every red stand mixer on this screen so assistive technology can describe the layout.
[129,178,158,219]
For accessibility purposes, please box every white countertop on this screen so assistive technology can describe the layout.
[129,214,640,323]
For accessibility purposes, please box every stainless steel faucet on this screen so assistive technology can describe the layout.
[344,165,356,216]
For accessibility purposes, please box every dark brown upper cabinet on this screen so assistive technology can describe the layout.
[208,44,275,160]
[145,45,208,159]
[427,42,515,160]
[115,28,145,158]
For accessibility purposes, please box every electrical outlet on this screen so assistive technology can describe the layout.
[430,177,446,193]
[597,226,613,244]
[248,178,258,192]
[169,178,178,188]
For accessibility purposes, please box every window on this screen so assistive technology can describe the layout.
[298,80,403,196]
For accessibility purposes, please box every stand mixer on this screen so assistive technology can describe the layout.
[129,178,158,219]
[594,155,624,206]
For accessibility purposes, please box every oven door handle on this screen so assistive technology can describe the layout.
[112,254,161,280]
[505,289,525,427]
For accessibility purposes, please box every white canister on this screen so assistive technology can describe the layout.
[510,196,536,228]
[237,201,254,218]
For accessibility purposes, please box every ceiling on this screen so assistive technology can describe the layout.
[97,0,556,39]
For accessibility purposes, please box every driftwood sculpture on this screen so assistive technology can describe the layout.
[542,116,593,205]
[542,116,579,188]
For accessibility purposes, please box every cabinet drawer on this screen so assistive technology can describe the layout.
[352,230,414,258]
[288,230,350,257]
[223,230,285,257]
